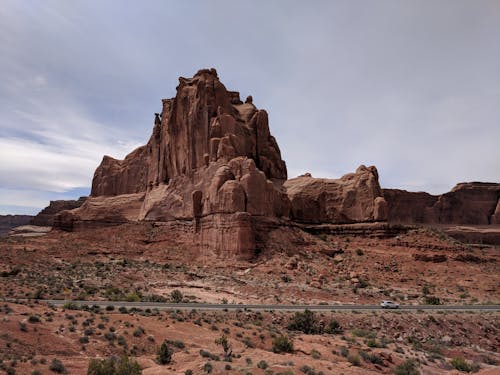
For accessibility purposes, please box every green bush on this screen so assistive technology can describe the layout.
[203,362,213,374]
[257,360,269,369]
[87,356,141,375]
[347,354,360,366]
[272,335,294,353]
[28,315,40,323]
[287,309,322,334]
[393,358,420,375]
[450,357,473,373]
[170,290,183,303]
[157,340,173,365]
[424,296,441,305]
[49,359,66,374]
[325,319,343,334]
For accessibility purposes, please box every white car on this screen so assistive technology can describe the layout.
[380,300,400,309]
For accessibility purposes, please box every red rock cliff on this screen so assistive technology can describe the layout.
[91,69,286,197]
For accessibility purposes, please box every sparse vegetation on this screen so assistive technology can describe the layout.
[272,335,294,353]
[157,340,173,365]
[393,358,420,375]
[287,309,322,334]
[49,358,66,374]
[450,357,475,373]
[87,355,142,375]
[170,289,183,303]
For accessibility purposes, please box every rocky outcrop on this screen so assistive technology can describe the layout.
[57,69,290,259]
[284,165,388,224]
[0,215,33,237]
[91,68,286,198]
[31,197,87,226]
[384,182,500,225]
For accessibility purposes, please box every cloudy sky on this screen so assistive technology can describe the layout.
[1,0,499,214]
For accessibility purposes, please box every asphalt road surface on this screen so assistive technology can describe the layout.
[38,300,500,312]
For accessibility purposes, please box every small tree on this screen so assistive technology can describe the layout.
[287,309,322,334]
[170,289,183,303]
[215,334,232,359]
[157,340,173,364]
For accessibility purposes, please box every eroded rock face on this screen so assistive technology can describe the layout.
[58,69,290,258]
[384,182,500,224]
[91,68,286,198]
[31,197,87,226]
[284,165,388,224]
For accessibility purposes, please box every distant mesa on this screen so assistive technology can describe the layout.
[24,68,498,255]
[0,215,33,237]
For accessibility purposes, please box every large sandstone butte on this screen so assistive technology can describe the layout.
[56,69,388,258]
[383,182,500,225]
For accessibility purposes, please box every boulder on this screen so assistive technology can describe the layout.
[284,165,388,223]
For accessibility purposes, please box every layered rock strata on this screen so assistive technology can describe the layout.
[57,69,291,258]
[284,166,388,224]
[384,182,500,225]
[31,197,87,226]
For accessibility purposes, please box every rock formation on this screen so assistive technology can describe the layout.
[31,197,87,226]
[57,69,291,259]
[53,68,498,257]
[284,165,388,224]
[384,182,500,225]
[0,215,33,237]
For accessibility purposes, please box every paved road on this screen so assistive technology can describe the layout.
[40,300,500,312]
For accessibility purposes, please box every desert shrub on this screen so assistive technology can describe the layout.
[325,319,343,334]
[170,289,183,303]
[104,332,116,341]
[79,336,89,344]
[287,309,322,334]
[203,362,213,374]
[424,296,441,305]
[359,350,383,365]
[311,349,321,359]
[63,302,80,310]
[31,371,42,375]
[105,305,115,311]
[257,360,269,369]
[450,357,475,373]
[347,354,360,366]
[352,328,376,339]
[339,346,349,357]
[394,358,420,375]
[157,340,173,365]
[199,350,220,361]
[125,292,141,302]
[356,248,364,256]
[118,306,128,313]
[49,358,66,373]
[165,339,185,349]
[28,315,40,323]
[133,327,144,337]
[87,355,141,375]
[185,371,193,375]
[215,335,232,358]
[272,335,294,353]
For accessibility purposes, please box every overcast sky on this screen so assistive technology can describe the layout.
[1,0,499,215]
